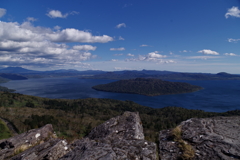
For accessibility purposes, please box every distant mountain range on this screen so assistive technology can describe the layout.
[0,67,240,81]
[81,70,240,80]
[0,67,105,79]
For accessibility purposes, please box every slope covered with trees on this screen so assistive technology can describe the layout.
[0,92,239,142]
[92,78,203,96]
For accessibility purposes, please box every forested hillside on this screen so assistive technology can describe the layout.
[0,92,239,142]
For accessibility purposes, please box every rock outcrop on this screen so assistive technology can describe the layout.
[159,116,240,160]
[11,138,69,160]
[0,112,156,160]
[0,124,57,159]
[61,111,157,160]
[1,113,240,160]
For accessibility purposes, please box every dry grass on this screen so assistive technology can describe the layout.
[13,144,30,155]
[172,126,195,160]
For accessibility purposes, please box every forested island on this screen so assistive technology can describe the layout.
[92,78,203,96]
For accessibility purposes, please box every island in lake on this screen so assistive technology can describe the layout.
[92,78,203,96]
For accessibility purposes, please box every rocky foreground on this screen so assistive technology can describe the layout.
[0,112,239,160]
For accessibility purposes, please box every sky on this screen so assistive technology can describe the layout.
[0,0,240,73]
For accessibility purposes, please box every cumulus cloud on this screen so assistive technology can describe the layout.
[147,51,167,58]
[116,23,126,28]
[225,6,240,18]
[72,45,97,51]
[110,47,125,51]
[0,21,113,43]
[46,10,79,18]
[125,51,170,63]
[0,20,113,68]
[127,53,134,56]
[47,28,113,43]
[228,38,240,43]
[198,49,219,55]
[224,53,237,56]
[111,59,118,62]
[0,8,6,18]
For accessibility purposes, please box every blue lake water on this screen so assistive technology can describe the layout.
[1,77,240,113]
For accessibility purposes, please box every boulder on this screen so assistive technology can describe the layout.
[0,124,55,159]
[159,116,240,160]
[61,111,157,160]
[10,138,69,160]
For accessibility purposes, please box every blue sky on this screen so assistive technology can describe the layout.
[0,0,240,73]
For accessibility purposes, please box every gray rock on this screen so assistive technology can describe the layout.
[159,116,240,160]
[0,124,55,160]
[159,129,180,160]
[87,111,145,141]
[61,111,157,160]
[10,138,69,160]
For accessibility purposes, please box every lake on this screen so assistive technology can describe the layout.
[1,77,240,112]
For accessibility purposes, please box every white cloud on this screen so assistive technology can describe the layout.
[46,10,79,18]
[110,47,125,51]
[228,38,240,43]
[198,49,219,55]
[54,25,61,30]
[0,20,113,68]
[0,21,44,42]
[147,51,167,58]
[111,59,118,62]
[187,56,220,60]
[0,8,6,18]
[114,66,132,70]
[0,21,113,43]
[119,36,125,40]
[140,44,149,47]
[27,17,37,22]
[73,45,97,51]
[125,51,169,63]
[225,6,240,18]
[127,53,134,56]
[164,60,175,64]
[116,23,126,28]
[114,53,123,56]
[179,50,190,53]
[47,10,68,18]
[47,28,113,43]
[169,52,173,55]
[224,53,237,56]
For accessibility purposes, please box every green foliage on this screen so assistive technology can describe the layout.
[92,78,203,96]
[0,120,12,140]
[172,126,195,160]
[24,115,58,129]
